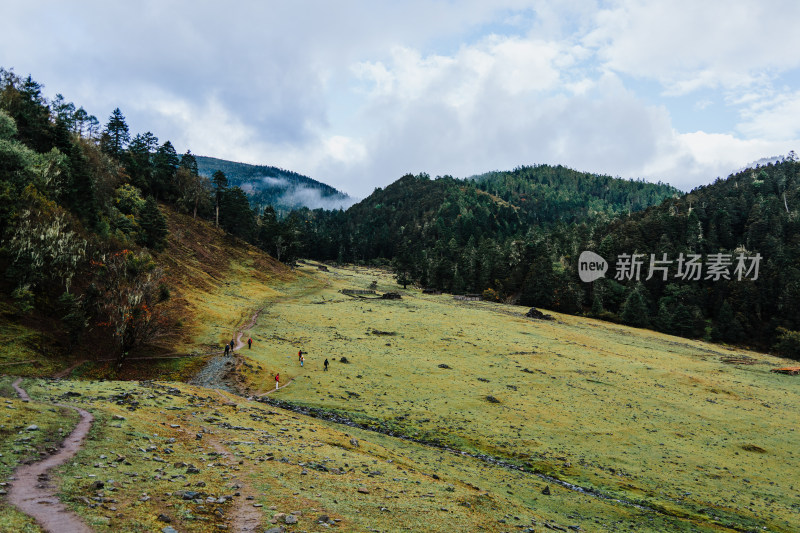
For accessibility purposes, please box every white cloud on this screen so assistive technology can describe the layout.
[4,0,800,199]
[586,0,800,94]
[737,90,800,141]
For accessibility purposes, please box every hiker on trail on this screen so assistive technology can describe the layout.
[298,349,303,361]
[248,337,252,349]
[324,358,329,371]
[300,354,304,367]
[230,338,235,350]
[224,343,229,356]
[275,373,280,390]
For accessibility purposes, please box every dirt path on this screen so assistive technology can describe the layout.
[8,378,94,533]
[190,308,263,392]
[257,377,294,396]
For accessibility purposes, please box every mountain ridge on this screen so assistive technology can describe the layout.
[195,155,355,212]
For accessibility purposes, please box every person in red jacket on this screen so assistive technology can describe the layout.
[275,373,280,390]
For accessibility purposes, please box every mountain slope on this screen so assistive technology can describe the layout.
[195,155,354,212]
[586,158,800,354]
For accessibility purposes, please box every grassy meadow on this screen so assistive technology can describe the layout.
[232,262,800,532]
[1,256,798,531]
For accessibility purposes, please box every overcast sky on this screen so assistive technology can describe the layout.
[4,0,800,197]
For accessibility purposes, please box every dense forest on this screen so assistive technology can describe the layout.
[2,68,798,361]
[194,155,352,214]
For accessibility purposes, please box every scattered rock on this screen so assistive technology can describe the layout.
[438,364,451,369]
[380,292,402,299]
[526,307,554,320]
[264,527,286,533]
[486,396,501,404]
[26,425,39,431]
[542,485,551,495]
[284,514,298,524]
[157,514,172,523]
[350,438,359,447]
[357,487,370,494]
[162,527,178,533]
[340,356,350,364]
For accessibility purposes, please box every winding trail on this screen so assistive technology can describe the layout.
[8,378,94,533]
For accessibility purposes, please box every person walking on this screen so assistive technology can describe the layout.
[275,373,280,390]
[324,358,329,371]
[224,343,230,357]
[300,354,305,367]
[298,349,303,362]
[248,337,252,349]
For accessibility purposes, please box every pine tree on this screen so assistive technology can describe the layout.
[212,170,227,228]
[101,108,130,157]
[621,286,650,327]
[138,196,168,251]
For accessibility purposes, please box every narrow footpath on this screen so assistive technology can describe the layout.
[8,378,94,533]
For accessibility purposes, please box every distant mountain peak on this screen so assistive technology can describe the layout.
[195,155,355,211]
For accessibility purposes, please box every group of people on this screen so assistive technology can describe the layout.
[223,338,329,391]
[223,336,254,356]
[274,351,329,390]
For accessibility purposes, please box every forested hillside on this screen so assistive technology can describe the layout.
[585,158,800,356]
[286,163,799,357]
[292,167,678,302]
[195,155,352,213]
[0,69,292,366]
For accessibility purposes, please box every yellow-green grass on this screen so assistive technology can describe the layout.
[234,262,800,532]
[159,209,292,352]
[0,301,70,378]
[12,378,673,532]
[0,376,80,533]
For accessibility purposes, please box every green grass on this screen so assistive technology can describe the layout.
[3,259,799,531]
[233,262,800,532]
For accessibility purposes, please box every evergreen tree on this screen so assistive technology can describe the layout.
[152,140,179,201]
[212,170,227,228]
[101,108,130,157]
[138,196,168,250]
[621,285,650,327]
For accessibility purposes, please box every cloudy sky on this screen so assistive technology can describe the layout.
[4,0,800,197]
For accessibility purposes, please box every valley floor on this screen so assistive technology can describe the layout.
[0,261,798,532]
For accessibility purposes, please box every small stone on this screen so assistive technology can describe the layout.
[264,528,285,533]
[542,485,551,495]
[162,527,178,533]
[157,514,172,523]
[350,438,359,447]
[284,514,298,524]
[26,425,39,431]
[357,487,370,494]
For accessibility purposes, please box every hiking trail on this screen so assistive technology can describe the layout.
[8,378,94,533]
